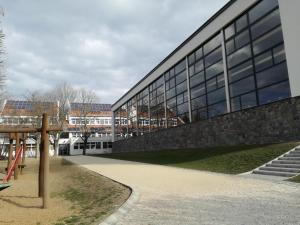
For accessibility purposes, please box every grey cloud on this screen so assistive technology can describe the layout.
[1,0,228,103]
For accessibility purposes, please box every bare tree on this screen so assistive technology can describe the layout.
[74,89,97,155]
[45,82,77,155]
[0,9,6,106]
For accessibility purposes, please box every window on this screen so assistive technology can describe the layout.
[249,0,278,24]
[256,62,289,89]
[103,142,107,149]
[230,76,256,97]
[96,142,101,149]
[258,81,290,105]
[90,142,96,149]
[251,9,281,40]
[79,143,84,150]
[74,143,79,150]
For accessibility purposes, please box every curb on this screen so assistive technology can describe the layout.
[100,186,140,225]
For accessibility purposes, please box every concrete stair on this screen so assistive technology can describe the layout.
[252,147,300,178]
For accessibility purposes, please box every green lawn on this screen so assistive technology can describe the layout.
[101,142,299,174]
[290,175,300,183]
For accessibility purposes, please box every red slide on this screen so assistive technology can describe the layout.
[3,146,23,183]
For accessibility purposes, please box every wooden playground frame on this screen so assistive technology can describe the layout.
[0,113,61,209]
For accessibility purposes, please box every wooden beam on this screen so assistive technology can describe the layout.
[0,126,62,134]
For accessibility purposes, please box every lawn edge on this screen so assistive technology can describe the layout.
[62,157,140,225]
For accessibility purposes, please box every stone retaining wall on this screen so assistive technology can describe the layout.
[112,97,300,153]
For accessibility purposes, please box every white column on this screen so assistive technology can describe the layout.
[111,111,115,142]
[279,0,300,97]
[185,56,192,122]
[221,29,231,113]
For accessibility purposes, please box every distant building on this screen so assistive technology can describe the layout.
[0,100,112,156]
[58,103,112,155]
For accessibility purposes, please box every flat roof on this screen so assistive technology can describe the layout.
[112,0,237,109]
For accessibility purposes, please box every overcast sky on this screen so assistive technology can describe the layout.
[1,0,228,103]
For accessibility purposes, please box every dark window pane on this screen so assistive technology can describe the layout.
[191,83,206,99]
[227,44,252,68]
[176,70,187,84]
[204,34,221,55]
[191,96,207,110]
[177,102,188,115]
[255,50,273,72]
[188,53,195,65]
[167,97,176,108]
[192,109,207,121]
[258,81,291,105]
[156,76,164,87]
[207,77,217,92]
[205,47,222,67]
[256,62,289,88]
[177,93,184,105]
[236,15,248,32]
[176,80,187,94]
[225,23,235,40]
[175,60,186,74]
[249,0,278,24]
[183,91,189,103]
[170,68,175,77]
[195,59,204,73]
[235,30,250,49]
[169,78,175,88]
[206,61,223,80]
[217,74,225,88]
[190,71,205,88]
[230,76,255,97]
[207,87,226,105]
[156,85,164,95]
[241,91,257,109]
[208,101,227,118]
[228,60,254,83]
[189,65,195,77]
[231,97,241,112]
[251,9,281,40]
[195,48,203,60]
[253,26,283,55]
[164,71,170,81]
[226,39,235,55]
[273,44,286,64]
[166,87,176,99]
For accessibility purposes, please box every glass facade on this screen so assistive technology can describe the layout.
[114,0,291,141]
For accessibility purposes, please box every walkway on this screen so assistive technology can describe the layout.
[65,156,300,225]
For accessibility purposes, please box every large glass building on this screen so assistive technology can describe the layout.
[112,0,300,143]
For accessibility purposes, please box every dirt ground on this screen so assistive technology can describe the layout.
[0,157,130,225]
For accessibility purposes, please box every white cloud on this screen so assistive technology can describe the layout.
[1,0,228,103]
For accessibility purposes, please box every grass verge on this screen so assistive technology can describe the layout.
[51,159,130,225]
[101,142,298,174]
[289,175,300,183]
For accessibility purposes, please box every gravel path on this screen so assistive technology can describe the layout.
[65,156,300,225]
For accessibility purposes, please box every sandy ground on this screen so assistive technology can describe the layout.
[66,156,300,225]
[0,158,130,225]
[0,158,75,225]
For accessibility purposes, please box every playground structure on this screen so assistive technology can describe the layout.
[0,113,61,208]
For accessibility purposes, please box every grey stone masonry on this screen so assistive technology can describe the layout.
[113,97,300,153]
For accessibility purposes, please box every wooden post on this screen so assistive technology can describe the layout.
[41,113,49,209]
[6,133,13,174]
[14,133,20,180]
[39,137,43,197]
[21,133,27,174]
